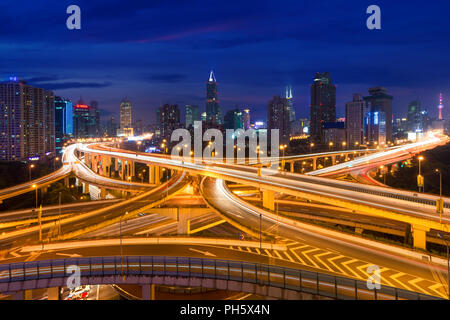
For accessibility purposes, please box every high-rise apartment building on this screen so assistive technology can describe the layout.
[267,95,291,145]
[224,108,243,130]
[206,71,222,125]
[120,98,132,129]
[363,87,393,143]
[407,100,422,132]
[0,78,55,161]
[310,72,336,144]
[345,94,365,147]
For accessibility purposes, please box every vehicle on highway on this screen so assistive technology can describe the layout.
[65,285,91,300]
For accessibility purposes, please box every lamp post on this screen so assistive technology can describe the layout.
[29,164,35,181]
[53,157,60,171]
[310,143,314,153]
[329,141,334,151]
[438,233,450,300]
[379,165,386,184]
[32,184,38,209]
[435,169,443,222]
[418,156,424,192]
[120,211,129,280]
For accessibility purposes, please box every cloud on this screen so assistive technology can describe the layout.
[37,81,112,90]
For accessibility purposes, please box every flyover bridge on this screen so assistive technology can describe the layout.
[0,256,440,300]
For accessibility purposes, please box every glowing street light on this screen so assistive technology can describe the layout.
[29,164,35,181]
[418,156,424,192]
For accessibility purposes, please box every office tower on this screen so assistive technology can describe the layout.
[159,104,181,140]
[407,100,422,132]
[185,105,200,128]
[224,108,243,130]
[206,70,222,125]
[0,77,55,161]
[242,109,250,130]
[438,93,444,120]
[55,97,73,154]
[120,98,132,129]
[106,116,118,137]
[73,100,100,138]
[363,87,393,143]
[310,72,336,144]
[201,112,207,122]
[345,94,365,147]
[286,85,296,122]
[267,95,291,145]
[365,110,386,145]
[290,118,309,136]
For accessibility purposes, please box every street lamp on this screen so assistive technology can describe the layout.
[53,157,60,171]
[437,233,450,300]
[29,164,35,181]
[379,165,386,184]
[342,141,347,149]
[32,184,38,208]
[310,143,314,153]
[418,156,424,192]
[435,169,443,222]
[329,141,334,151]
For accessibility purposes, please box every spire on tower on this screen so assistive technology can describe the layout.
[208,70,216,82]
[438,93,444,120]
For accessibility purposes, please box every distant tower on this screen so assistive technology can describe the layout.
[206,70,222,125]
[438,93,444,120]
[285,85,296,122]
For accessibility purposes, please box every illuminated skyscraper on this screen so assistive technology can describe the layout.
[120,98,132,129]
[285,85,296,122]
[55,96,73,154]
[206,71,222,125]
[438,93,444,120]
[363,87,393,143]
[0,77,55,160]
[345,94,365,147]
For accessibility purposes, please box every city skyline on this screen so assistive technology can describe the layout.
[1,1,450,123]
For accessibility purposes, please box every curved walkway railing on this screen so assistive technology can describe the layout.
[0,256,441,300]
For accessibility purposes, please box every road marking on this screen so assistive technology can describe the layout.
[273,250,283,259]
[299,248,322,269]
[314,252,337,272]
[289,249,307,266]
[282,251,295,263]
[264,249,272,257]
[8,248,22,258]
[55,253,82,258]
[341,259,365,280]
[188,248,217,257]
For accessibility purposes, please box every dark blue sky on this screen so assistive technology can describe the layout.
[1,0,450,124]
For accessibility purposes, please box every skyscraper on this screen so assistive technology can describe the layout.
[407,100,422,132]
[363,87,393,143]
[55,97,73,154]
[310,72,336,144]
[185,105,200,128]
[224,108,243,130]
[159,104,181,140]
[73,100,100,138]
[267,95,291,145]
[438,93,444,120]
[242,109,251,130]
[206,71,222,125]
[120,98,132,129]
[345,94,365,147]
[285,85,296,122]
[0,78,55,161]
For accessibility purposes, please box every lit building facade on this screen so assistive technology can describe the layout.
[55,96,73,154]
[185,105,200,128]
[345,93,365,147]
[363,87,393,143]
[267,95,291,146]
[0,78,55,161]
[206,71,222,125]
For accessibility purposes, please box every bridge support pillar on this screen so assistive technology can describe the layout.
[412,225,429,250]
[313,158,317,171]
[148,165,161,185]
[64,177,69,188]
[177,207,194,235]
[290,162,295,173]
[13,290,33,300]
[331,155,336,166]
[100,188,107,199]
[82,182,89,194]
[142,284,155,300]
[262,190,275,211]
[47,287,60,300]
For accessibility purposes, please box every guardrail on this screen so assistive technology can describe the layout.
[0,256,442,300]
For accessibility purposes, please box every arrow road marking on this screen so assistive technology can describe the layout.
[188,248,217,257]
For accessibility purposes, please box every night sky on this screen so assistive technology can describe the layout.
[1,0,450,124]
